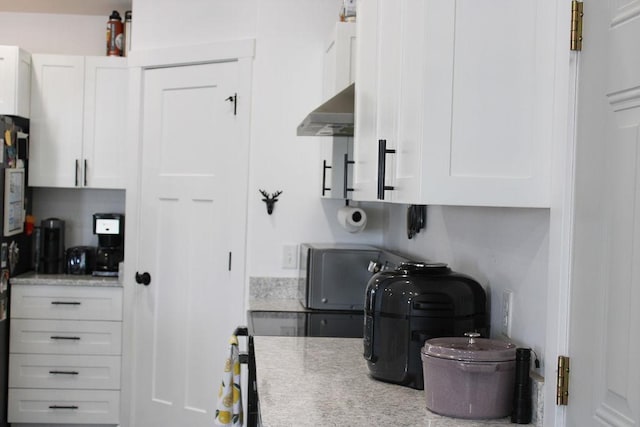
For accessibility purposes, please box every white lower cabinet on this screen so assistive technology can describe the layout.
[8,284,123,425]
[8,389,120,424]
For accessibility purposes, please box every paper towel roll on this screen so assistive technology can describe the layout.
[337,206,367,233]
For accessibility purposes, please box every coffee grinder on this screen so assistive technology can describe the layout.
[92,213,124,277]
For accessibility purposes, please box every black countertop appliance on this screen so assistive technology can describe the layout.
[39,218,65,274]
[93,213,124,277]
[363,261,488,390]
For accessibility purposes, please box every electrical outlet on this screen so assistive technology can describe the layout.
[282,245,298,269]
[502,290,513,338]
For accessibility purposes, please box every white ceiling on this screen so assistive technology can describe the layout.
[0,0,131,16]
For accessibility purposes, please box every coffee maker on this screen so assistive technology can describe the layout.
[92,213,124,277]
[39,218,65,274]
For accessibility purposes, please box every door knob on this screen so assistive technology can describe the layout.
[135,272,151,286]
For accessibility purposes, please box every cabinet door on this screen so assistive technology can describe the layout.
[0,47,31,118]
[354,0,554,207]
[323,22,356,100]
[83,56,128,189]
[320,138,354,199]
[352,0,380,202]
[418,0,553,207]
[321,23,356,200]
[29,55,84,187]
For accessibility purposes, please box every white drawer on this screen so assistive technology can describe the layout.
[9,354,121,390]
[11,285,123,321]
[10,319,122,355]
[8,388,120,424]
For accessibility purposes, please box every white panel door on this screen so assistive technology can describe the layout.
[132,61,247,427]
[567,0,640,425]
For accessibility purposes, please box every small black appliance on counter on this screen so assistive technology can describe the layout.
[66,246,97,275]
[39,218,65,274]
[93,213,124,277]
[363,262,488,390]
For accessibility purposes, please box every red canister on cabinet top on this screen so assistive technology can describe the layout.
[106,10,123,56]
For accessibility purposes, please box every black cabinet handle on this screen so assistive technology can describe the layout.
[51,301,81,305]
[136,272,151,286]
[377,139,395,200]
[50,336,81,341]
[75,159,79,187]
[84,159,88,186]
[343,153,355,199]
[49,405,79,410]
[226,93,237,115]
[321,160,332,196]
[49,370,79,375]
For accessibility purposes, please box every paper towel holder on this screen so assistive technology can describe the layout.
[343,199,363,222]
[259,189,283,215]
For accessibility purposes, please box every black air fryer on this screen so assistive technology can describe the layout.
[363,262,488,390]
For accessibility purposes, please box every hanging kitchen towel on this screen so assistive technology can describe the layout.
[214,335,243,426]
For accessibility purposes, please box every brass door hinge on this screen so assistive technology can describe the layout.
[570,1,584,51]
[557,355,570,405]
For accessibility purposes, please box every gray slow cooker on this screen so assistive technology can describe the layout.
[421,332,516,419]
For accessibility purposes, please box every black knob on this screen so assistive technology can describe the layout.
[135,272,151,286]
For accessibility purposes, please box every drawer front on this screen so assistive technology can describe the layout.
[9,354,121,389]
[10,319,122,355]
[11,285,123,321]
[8,388,120,424]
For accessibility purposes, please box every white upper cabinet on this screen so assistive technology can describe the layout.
[321,22,357,199]
[323,22,356,99]
[29,54,128,189]
[0,46,31,118]
[353,0,555,207]
[82,57,129,189]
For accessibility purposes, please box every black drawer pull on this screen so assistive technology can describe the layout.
[50,336,81,341]
[49,405,79,410]
[49,370,79,375]
[51,301,81,305]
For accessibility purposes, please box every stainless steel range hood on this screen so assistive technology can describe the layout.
[297,83,354,137]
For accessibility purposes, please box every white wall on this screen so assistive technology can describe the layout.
[244,1,383,277]
[0,12,106,55]
[32,188,125,247]
[383,203,549,372]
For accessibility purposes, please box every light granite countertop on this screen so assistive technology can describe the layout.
[10,272,122,287]
[254,336,531,427]
[249,298,308,312]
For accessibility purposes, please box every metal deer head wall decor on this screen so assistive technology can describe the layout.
[259,189,283,215]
